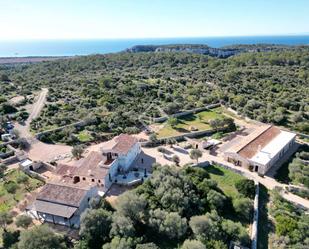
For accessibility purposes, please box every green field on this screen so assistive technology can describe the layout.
[0,169,44,212]
[205,165,246,198]
[156,108,225,138]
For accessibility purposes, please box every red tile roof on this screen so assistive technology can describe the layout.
[112,134,138,155]
[73,151,110,179]
[238,126,281,159]
[37,183,88,207]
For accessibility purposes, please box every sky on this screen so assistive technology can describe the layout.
[0,0,308,40]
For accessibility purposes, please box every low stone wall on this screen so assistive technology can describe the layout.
[41,162,57,172]
[22,168,47,182]
[251,182,259,249]
[35,118,96,139]
[152,103,221,123]
[141,128,219,147]
[1,155,18,165]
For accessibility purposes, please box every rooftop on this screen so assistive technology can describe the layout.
[250,130,296,165]
[224,125,272,154]
[29,200,77,218]
[102,134,138,155]
[37,183,88,207]
[73,151,112,179]
[238,126,281,159]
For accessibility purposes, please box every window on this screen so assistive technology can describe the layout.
[98,180,101,183]
[92,179,95,182]
[83,177,86,181]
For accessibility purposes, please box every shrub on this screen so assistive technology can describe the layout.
[4,181,19,194]
[235,179,255,199]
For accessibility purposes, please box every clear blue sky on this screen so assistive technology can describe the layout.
[0,0,308,40]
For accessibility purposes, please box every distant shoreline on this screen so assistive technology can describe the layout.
[0,35,308,58]
[0,56,71,64]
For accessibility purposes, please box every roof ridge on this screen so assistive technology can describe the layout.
[236,125,274,153]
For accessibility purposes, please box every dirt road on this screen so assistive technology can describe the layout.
[15,88,48,139]
[14,88,72,162]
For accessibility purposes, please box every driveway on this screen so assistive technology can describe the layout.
[14,88,72,162]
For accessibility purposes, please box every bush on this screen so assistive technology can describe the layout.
[235,179,255,199]
[16,174,29,184]
[181,239,206,249]
[16,215,32,228]
[4,181,19,194]
[233,197,253,221]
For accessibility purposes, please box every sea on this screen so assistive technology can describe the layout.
[0,35,309,57]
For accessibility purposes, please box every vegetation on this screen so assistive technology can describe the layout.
[156,109,225,138]
[268,190,309,249]
[1,47,308,144]
[0,165,246,248]
[189,149,203,163]
[275,144,309,187]
[0,169,43,212]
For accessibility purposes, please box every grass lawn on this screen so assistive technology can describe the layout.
[156,109,225,138]
[205,165,245,198]
[0,169,44,212]
[77,130,94,142]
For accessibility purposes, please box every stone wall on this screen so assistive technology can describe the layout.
[152,103,220,123]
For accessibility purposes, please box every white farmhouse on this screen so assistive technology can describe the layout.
[223,125,296,175]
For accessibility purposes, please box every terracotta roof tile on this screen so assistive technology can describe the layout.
[238,126,281,159]
[112,134,138,154]
[37,183,87,207]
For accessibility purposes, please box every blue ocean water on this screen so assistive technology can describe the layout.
[0,36,309,57]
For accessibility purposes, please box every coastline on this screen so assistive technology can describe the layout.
[0,56,71,64]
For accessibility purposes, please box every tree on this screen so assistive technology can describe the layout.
[110,214,135,238]
[15,215,32,228]
[167,117,178,128]
[149,133,158,144]
[102,237,136,249]
[136,243,159,249]
[2,230,20,249]
[116,191,147,224]
[72,145,84,159]
[148,209,188,239]
[0,74,10,82]
[181,239,206,249]
[235,179,255,199]
[233,197,253,221]
[0,164,7,178]
[190,149,203,163]
[18,138,30,150]
[275,215,298,237]
[207,190,226,211]
[189,211,222,241]
[172,155,180,166]
[17,225,67,249]
[79,209,112,249]
[209,119,222,132]
[4,181,19,194]
[222,219,250,246]
[0,212,13,231]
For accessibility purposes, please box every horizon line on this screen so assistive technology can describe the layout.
[1,33,309,42]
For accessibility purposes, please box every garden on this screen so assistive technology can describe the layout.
[0,169,43,212]
[155,108,226,138]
